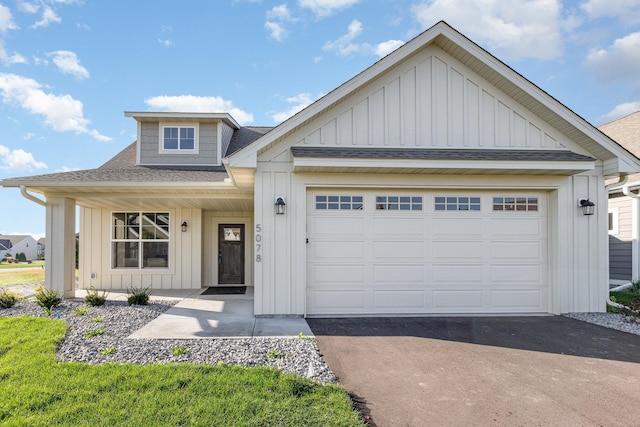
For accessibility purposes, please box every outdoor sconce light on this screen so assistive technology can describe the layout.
[275,197,286,215]
[181,221,188,232]
[579,199,595,216]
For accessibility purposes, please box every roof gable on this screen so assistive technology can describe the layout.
[228,21,640,176]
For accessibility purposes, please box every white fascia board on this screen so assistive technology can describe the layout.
[292,157,595,173]
[1,180,237,190]
[124,111,240,129]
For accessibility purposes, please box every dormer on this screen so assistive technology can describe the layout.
[124,112,240,167]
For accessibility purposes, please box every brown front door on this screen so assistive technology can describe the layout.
[218,224,245,284]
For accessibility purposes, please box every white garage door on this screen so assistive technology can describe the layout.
[306,190,548,315]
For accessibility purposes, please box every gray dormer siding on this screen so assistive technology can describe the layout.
[221,122,234,157]
[139,122,219,166]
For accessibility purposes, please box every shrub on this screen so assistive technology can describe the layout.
[172,345,189,357]
[73,305,90,316]
[0,289,22,308]
[84,328,105,338]
[126,286,151,306]
[84,286,107,307]
[99,345,117,356]
[632,280,640,294]
[34,288,62,316]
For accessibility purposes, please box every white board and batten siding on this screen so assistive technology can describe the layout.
[290,47,588,156]
[306,190,548,315]
[79,207,202,290]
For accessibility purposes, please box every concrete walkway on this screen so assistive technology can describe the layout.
[112,287,314,339]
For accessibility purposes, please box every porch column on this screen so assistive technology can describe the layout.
[45,197,76,297]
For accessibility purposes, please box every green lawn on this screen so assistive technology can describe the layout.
[0,260,45,270]
[0,316,364,426]
[0,270,44,288]
[610,290,640,305]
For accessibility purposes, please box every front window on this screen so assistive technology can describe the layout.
[112,212,169,269]
[161,125,197,151]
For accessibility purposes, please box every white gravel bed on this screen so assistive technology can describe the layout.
[564,312,640,335]
[0,299,336,383]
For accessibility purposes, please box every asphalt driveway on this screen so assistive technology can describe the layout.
[307,316,640,426]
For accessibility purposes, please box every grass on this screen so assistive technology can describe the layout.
[610,290,640,305]
[0,260,45,270]
[0,269,44,287]
[0,316,364,426]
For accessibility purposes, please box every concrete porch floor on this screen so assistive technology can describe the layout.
[74,287,314,339]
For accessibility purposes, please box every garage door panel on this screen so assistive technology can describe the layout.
[312,216,365,235]
[432,218,483,236]
[374,290,425,309]
[433,241,483,259]
[312,265,364,283]
[491,241,542,260]
[314,241,365,259]
[373,218,425,235]
[433,264,484,282]
[374,265,425,283]
[311,291,366,311]
[374,241,424,259]
[433,290,484,309]
[491,290,544,309]
[490,218,542,236]
[491,264,542,282]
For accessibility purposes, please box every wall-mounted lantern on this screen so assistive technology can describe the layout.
[578,199,595,216]
[275,197,286,215]
[181,221,188,232]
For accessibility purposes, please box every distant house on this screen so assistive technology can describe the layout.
[37,237,46,259]
[0,235,38,261]
[3,22,640,315]
[600,111,640,283]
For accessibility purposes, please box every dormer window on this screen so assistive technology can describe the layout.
[159,123,199,153]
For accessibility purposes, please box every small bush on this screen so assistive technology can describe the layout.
[84,286,107,307]
[0,289,22,308]
[127,286,151,306]
[172,345,189,357]
[91,317,102,323]
[632,280,640,294]
[84,329,105,338]
[73,305,90,316]
[99,345,117,356]
[34,288,62,316]
[267,350,287,359]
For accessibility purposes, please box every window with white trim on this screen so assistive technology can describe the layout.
[609,208,619,235]
[435,196,480,211]
[492,197,538,212]
[160,124,198,152]
[376,196,423,211]
[315,195,364,210]
[112,212,170,269]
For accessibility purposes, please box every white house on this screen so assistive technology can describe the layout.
[0,235,38,261]
[600,111,640,283]
[3,22,639,316]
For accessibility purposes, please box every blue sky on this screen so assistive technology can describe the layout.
[1,0,640,238]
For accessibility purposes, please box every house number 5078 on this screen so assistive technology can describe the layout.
[255,224,262,262]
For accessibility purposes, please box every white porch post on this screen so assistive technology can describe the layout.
[45,197,76,297]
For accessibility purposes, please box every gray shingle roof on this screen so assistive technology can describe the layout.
[290,147,596,162]
[2,126,272,186]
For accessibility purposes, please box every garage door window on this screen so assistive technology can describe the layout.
[492,197,538,212]
[435,196,481,211]
[315,195,363,210]
[376,196,423,211]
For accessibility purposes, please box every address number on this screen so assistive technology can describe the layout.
[255,224,262,262]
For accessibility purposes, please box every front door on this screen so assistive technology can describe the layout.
[218,224,245,284]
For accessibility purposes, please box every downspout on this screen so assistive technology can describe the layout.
[605,175,629,310]
[20,185,46,207]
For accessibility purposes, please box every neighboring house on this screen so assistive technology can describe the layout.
[2,22,640,316]
[37,237,46,259]
[600,111,640,283]
[0,235,37,261]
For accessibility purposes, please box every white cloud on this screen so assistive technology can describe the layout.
[0,145,47,172]
[374,39,405,58]
[158,38,174,47]
[585,32,640,83]
[597,102,640,125]
[323,19,370,56]
[412,0,564,60]
[47,50,89,79]
[581,0,640,24]
[55,165,80,172]
[145,95,254,125]
[0,4,18,33]
[76,22,90,31]
[265,21,288,41]
[299,0,360,18]
[0,73,111,141]
[271,92,319,123]
[31,6,61,29]
[267,4,297,22]
[0,40,27,65]
[18,2,39,14]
